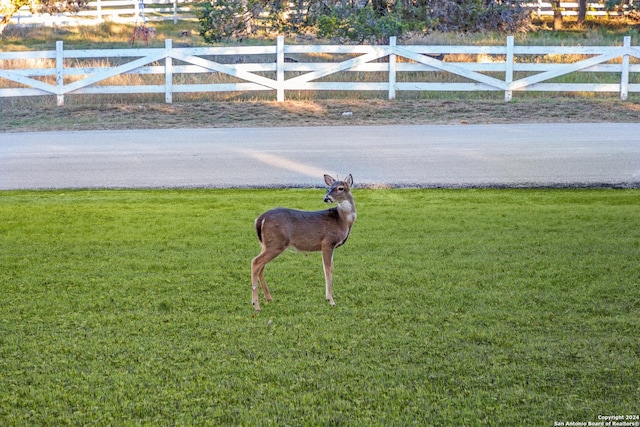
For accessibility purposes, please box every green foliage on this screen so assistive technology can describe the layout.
[261,0,305,34]
[197,0,252,43]
[605,0,640,20]
[317,6,413,43]
[1,188,639,424]
[195,0,532,43]
[196,0,301,43]
[424,0,531,32]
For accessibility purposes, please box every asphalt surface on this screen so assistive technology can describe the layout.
[1,124,640,189]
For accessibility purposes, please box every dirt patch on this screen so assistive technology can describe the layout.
[1,98,639,132]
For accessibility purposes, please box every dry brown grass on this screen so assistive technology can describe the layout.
[1,96,639,132]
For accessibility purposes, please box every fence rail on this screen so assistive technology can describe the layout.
[10,0,197,25]
[525,0,629,17]
[0,36,638,105]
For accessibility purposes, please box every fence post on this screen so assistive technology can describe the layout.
[97,0,102,21]
[134,0,140,22]
[276,36,285,102]
[56,41,64,107]
[173,0,178,24]
[165,39,173,104]
[140,0,146,23]
[505,35,514,102]
[620,36,630,101]
[388,36,396,100]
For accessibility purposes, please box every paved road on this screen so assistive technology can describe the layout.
[1,124,639,189]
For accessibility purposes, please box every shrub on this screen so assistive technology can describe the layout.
[197,0,257,43]
[317,6,413,44]
[196,0,531,44]
[425,0,531,32]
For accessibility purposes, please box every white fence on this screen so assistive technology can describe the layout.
[527,0,629,17]
[0,36,638,105]
[10,0,197,25]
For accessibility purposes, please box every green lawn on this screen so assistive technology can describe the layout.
[1,189,638,425]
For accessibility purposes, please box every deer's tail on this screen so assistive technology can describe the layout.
[255,215,265,243]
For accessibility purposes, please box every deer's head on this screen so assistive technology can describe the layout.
[323,174,353,204]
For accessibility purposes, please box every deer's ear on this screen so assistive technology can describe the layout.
[324,174,336,186]
[345,174,353,187]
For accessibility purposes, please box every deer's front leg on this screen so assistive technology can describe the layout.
[251,261,261,311]
[321,245,336,306]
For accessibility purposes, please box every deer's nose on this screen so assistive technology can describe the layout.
[324,195,333,203]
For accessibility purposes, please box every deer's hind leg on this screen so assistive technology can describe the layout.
[251,244,285,311]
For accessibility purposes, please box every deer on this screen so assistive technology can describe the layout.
[251,174,356,311]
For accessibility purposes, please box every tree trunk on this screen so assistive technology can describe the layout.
[371,0,388,16]
[552,0,563,30]
[577,0,587,24]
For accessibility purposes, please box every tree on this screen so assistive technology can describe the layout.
[196,0,531,44]
[197,0,252,42]
[371,0,389,16]
[577,0,587,24]
[1,0,28,34]
[552,0,564,30]
[1,0,88,35]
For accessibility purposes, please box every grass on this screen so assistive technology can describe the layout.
[2,20,639,51]
[1,188,639,425]
[2,97,640,132]
[0,21,208,50]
